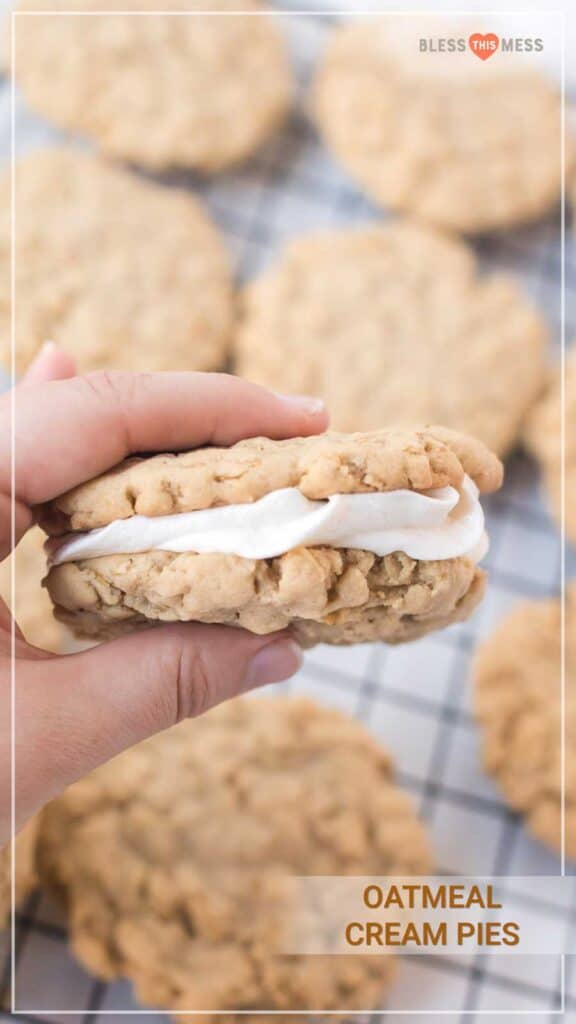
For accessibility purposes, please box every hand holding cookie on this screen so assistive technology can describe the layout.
[0,352,327,844]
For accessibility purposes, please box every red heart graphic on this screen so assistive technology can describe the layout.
[468,32,500,61]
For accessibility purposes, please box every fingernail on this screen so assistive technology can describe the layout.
[21,341,56,384]
[28,340,56,368]
[276,392,326,416]
[32,340,57,364]
[245,638,303,690]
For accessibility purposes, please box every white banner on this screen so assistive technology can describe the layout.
[278,876,574,956]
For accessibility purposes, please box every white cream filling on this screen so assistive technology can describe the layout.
[50,475,488,565]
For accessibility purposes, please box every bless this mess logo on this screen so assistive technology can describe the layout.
[420,32,544,61]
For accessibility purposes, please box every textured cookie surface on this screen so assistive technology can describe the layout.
[313,19,567,233]
[235,223,546,454]
[38,697,431,1015]
[475,589,575,859]
[0,148,233,375]
[525,348,576,545]
[0,818,39,927]
[0,528,62,653]
[43,427,501,645]
[46,544,487,646]
[12,0,292,172]
[42,426,503,533]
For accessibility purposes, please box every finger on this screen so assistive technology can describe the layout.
[2,370,328,509]
[20,342,77,387]
[14,623,302,824]
[0,344,78,554]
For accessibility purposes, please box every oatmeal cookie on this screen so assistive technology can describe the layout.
[234,223,546,455]
[525,348,576,545]
[11,0,292,172]
[41,427,502,645]
[41,427,503,532]
[312,19,568,233]
[0,148,234,375]
[37,697,432,1017]
[475,588,575,859]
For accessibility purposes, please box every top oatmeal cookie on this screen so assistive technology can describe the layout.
[11,0,292,172]
[235,222,547,455]
[41,426,503,534]
[0,148,234,375]
[312,19,568,234]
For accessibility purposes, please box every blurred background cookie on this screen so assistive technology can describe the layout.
[0,527,62,653]
[312,19,568,234]
[525,347,575,545]
[37,697,431,1016]
[0,818,39,927]
[0,148,234,375]
[11,0,292,173]
[475,589,575,859]
[235,222,546,455]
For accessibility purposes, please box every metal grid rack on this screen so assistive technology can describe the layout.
[1,7,575,1020]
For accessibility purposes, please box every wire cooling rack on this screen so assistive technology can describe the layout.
[1,6,576,1020]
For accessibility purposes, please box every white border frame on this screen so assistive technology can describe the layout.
[8,6,569,1017]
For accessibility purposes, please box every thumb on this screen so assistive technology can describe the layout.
[16,624,301,824]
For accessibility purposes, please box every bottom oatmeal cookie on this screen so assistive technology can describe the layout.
[37,697,432,1018]
[47,546,484,646]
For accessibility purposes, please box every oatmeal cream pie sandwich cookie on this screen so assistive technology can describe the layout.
[41,427,502,646]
